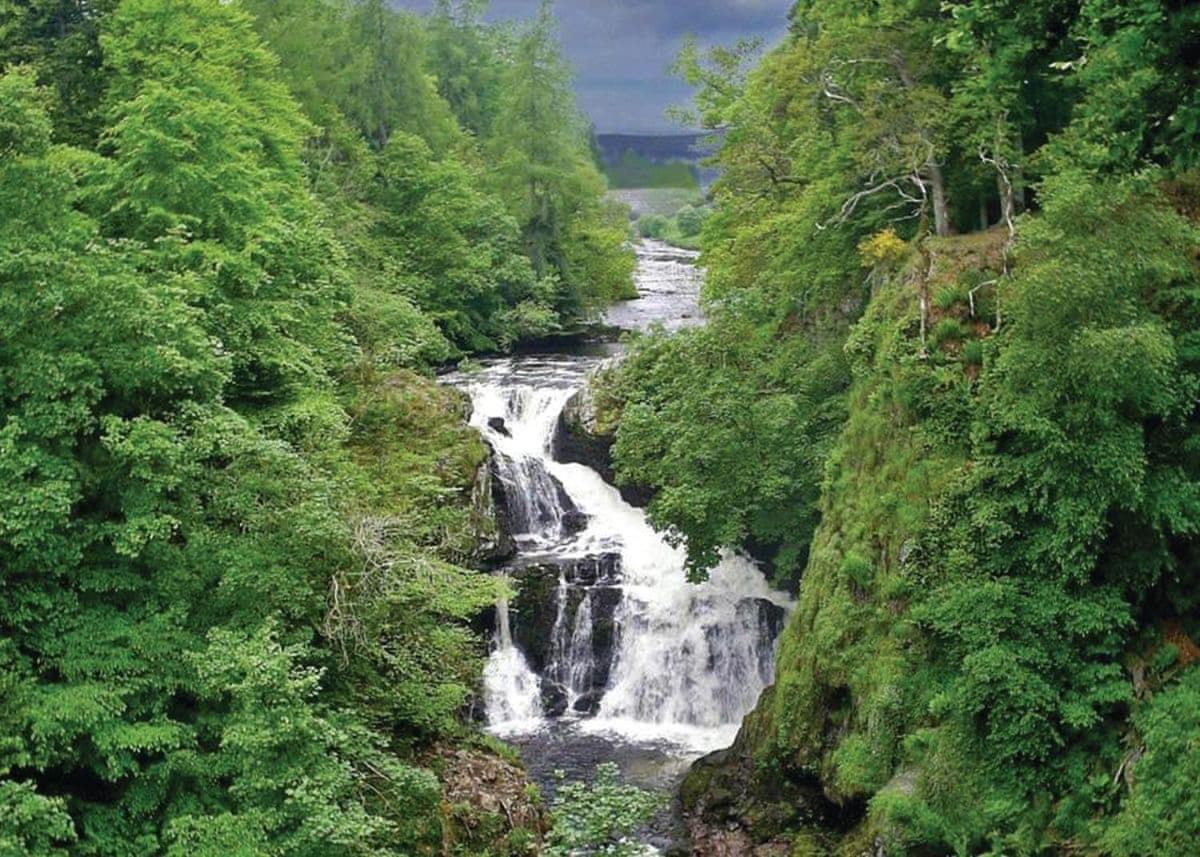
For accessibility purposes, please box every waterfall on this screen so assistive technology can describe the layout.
[597,557,784,729]
[452,356,791,751]
[564,590,596,706]
[446,243,791,754]
[483,591,543,730]
[468,371,582,549]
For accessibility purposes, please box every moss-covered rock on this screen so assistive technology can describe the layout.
[553,380,655,508]
[428,742,547,856]
[679,237,1005,852]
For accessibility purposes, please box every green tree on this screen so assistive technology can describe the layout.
[343,0,459,150]
[98,0,351,405]
[426,0,504,137]
[0,0,119,144]
[488,0,633,319]
[372,130,548,352]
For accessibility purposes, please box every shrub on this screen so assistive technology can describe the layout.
[675,204,707,236]
[962,340,984,366]
[840,552,874,589]
[547,763,661,856]
[934,286,964,311]
[637,214,668,239]
[858,228,908,270]
[933,318,966,345]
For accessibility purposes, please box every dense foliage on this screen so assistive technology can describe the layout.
[635,201,710,251]
[606,0,1200,852]
[0,0,629,853]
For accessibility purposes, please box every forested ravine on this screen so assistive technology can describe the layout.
[4,0,1199,854]
[445,241,792,851]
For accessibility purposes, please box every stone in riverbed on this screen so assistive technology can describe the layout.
[541,679,569,718]
[562,509,589,534]
[571,691,604,716]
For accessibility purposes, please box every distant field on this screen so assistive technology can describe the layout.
[609,187,703,218]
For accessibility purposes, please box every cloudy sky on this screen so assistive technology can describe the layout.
[393,0,794,134]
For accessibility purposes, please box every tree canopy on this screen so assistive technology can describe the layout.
[606,1,1200,852]
[0,0,629,853]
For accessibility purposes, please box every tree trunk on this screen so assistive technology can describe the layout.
[1013,130,1027,213]
[997,173,1015,232]
[927,159,951,237]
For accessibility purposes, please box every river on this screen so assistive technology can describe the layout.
[445,240,793,851]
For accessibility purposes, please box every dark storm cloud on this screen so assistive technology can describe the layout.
[392,0,794,133]
[571,0,790,37]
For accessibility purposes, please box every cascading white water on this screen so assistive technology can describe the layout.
[448,241,792,754]
[453,357,791,752]
[564,590,596,704]
[467,371,581,548]
[482,592,543,729]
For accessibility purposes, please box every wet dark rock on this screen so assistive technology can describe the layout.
[512,324,624,350]
[541,680,569,718]
[572,691,604,716]
[503,555,625,705]
[741,536,807,597]
[487,416,511,437]
[589,586,623,689]
[562,509,589,534]
[562,552,622,585]
[489,449,585,540]
[752,598,788,642]
[471,453,516,567]
[508,563,562,674]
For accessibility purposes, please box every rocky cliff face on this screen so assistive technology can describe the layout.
[553,384,653,509]
[506,554,624,717]
[470,452,517,567]
[678,684,865,856]
[674,234,1012,855]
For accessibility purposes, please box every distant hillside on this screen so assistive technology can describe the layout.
[596,133,711,163]
[596,133,721,190]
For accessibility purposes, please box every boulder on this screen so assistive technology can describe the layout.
[469,454,516,567]
[552,387,656,509]
[507,563,562,674]
[572,691,605,716]
[541,679,569,718]
[553,387,615,478]
[562,509,589,535]
[678,686,856,855]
